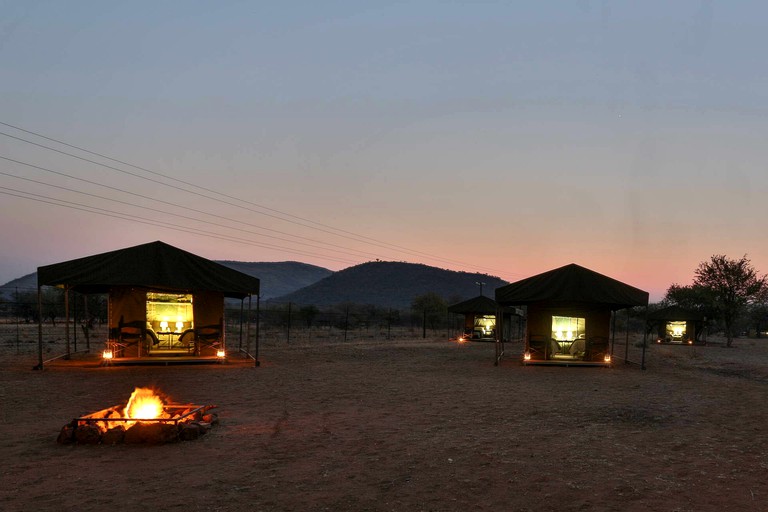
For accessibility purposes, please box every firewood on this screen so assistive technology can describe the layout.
[74,424,102,445]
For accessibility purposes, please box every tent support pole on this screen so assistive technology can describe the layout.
[239,299,244,350]
[245,295,251,356]
[36,285,43,370]
[621,310,629,363]
[494,305,504,366]
[641,305,648,370]
[255,294,260,367]
[83,294,90,351]
[609,310,616,362]
[65,285,71,360]
[73,290,78,353]
[625,308,630,361]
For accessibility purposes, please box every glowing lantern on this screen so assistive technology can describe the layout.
[216,349,226,358]
[102,350,113,360]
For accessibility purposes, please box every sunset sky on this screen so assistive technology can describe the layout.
[2,1,768,302]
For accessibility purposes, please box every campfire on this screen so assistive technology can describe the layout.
[58,387,218,445]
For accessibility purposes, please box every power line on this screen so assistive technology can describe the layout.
[0,186,362,265]
[1,120,452,255]
[0,120,519,278]
[0,160,399,261]
[0,127,464,259]
[1,154,516,279]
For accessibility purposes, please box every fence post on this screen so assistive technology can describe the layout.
[344,305,350,342]
[287,302,292,344]
[15,287,20,354]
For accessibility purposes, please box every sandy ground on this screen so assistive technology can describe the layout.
[1,334,768,512]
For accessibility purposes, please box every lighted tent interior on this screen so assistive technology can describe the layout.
[647,305,706,345]
[495,263,649,366]
[36,241,261,368]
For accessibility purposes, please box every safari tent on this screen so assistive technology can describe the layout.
[648,305,706,344]
[447,295,522,341]
[495,263,649,366]
[35,241,261,368]
[448,295,500,340]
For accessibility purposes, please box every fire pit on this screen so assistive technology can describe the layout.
[57,387,218,445]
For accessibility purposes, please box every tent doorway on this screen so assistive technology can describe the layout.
[548,315,586,361]
[146,292,195,353]
[471,314,496,340]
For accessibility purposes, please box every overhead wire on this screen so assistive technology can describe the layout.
[0,121,518,278]
[0,186,362,265]
[1,120,474,261]
[1,128,512,275]
[0,127,475,262]
[0,158,402,261]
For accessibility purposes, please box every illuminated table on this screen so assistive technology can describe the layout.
[156,331,175,349]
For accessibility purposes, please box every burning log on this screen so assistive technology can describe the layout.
[74,424,102,445]
[101,426,126,445]
[57,387,218,445]
[123,422,179,445]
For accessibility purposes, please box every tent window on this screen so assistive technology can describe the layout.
[551,316,585,355]
[473,315,496,338]
[551,316,585,341]
[666,321,686,342]
[147,293,194,346]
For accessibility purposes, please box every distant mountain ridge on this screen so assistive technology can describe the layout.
[0,262,332,301]
[273,261,509,309]
[216,261,332,299]
[1,261,511,309]
[0,273,37,296]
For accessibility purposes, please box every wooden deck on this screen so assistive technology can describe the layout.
[105,355,226,366]
[522,359,611,367]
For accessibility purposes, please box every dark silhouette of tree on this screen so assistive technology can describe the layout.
[692,254,766,347]
[11,289,38,323]
[663,283,714,311]
[298,305,319,328]
[412,293,447,331]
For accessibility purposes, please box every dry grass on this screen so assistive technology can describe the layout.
[1,327,767,511]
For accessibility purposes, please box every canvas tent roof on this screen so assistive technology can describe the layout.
[495,263,648,310]
[647,305,705,321]
[37,240,260,299]
[448,295,503,315]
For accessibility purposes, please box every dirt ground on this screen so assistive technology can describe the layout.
[1,334,767,512]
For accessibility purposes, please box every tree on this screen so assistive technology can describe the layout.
[692,254,766,347]
[41,288,65,326]
[298,305,319,328]
[663,283,714,312]
[748,303,768,338]
[412,293,448,333]
[12,289,38,323]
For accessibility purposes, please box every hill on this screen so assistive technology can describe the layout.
[272,261,509,309]
[0,273,37,297]
[0,262,332,301]
[216,261,332,300]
